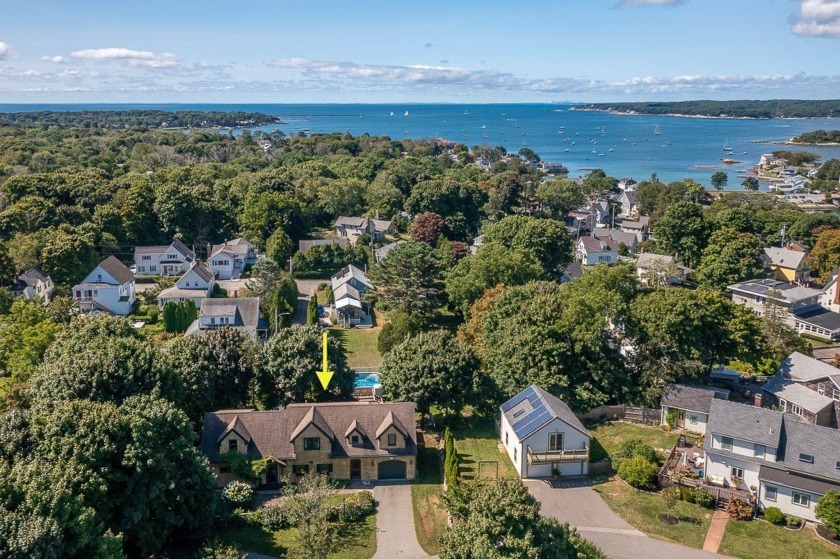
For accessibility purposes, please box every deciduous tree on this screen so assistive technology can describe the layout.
[695,227,765,290]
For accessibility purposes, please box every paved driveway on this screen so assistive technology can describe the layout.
[525,480,720,559]
[293,279,324,325]
[373,483,431,559]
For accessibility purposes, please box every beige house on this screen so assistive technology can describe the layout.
[201,402,417,488]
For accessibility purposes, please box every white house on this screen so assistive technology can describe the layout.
[334,216,393,245]
[72,256,136,315]
[635,252,691,286]
[592,227,638,253]
[704,399,840,522]
[659,383,729,435]
[157,262,216,309]
[208,238,258,280]
[185,297,268,341]
[10,267,54,304]
[134,239,195,276]
[331,264,374,327]
[576,235,620,266]
[500,385,590,479]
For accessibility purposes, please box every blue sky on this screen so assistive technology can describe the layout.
[1,0,839,102]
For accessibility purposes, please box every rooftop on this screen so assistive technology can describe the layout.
[501,385,589,441]
[660,383,729,415]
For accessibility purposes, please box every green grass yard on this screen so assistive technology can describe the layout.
[718,519,840,559]
[586,420,679,463]
[330,323,382,369]
[453,419,516,481]
[411,433,447,555]
[594,478,713,549]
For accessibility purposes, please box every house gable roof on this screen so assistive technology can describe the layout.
[660,383,729,415]
[592,227,637,247]
[17,267,49,286]
[344,419,367,439]
[500,385,589,441]
[636,253,676,268]
[764,247,807,270]
[706,399,783,448]
[762,376,834,414]
[578,235,619,253]
[92,256,135,285]
[778,352,840,382]
[290,407,335,442]
[200,402,417,462]
[375,410,408,439]
[217,415,252,444]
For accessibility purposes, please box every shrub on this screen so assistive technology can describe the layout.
[617,455,657,489]
[660,486,681,510]
[680,487,696,503]
[612,439,657,470]
[200,540,247,559]
[785,514,801,528]
[764,507,784,524]
[815,489,840,536]
[693,489,714,509]
[326,490,376,522]
[665,409,678,428]
[223,480,255,509]
[726,499,753,520]
[444,428,459,488]
[255,505,288,529]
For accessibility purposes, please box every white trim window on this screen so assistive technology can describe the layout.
[548,433,563,452]
[792,492,811,508]
[754,444,766,459]
[818,382,826,395]
[731,466,744,479]
[721,436,733,451]
[764,485,777,502]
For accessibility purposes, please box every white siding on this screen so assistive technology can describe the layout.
[759,481,822,522]
[501,414,589,479]
[704,452,761,491]
[708,434,777,462]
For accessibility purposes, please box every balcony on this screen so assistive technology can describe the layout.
[527,446,589,464]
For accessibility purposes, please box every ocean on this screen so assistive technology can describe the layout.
[3,103,840,187]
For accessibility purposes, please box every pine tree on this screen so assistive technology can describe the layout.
[307,294,319,326]
[444,428,459,488]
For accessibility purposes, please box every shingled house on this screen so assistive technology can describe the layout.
[201,402,417,487]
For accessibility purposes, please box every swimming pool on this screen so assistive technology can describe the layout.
[354,372,381,389]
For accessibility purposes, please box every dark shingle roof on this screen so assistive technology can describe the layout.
[198,297,261,330]
[98,256,135,284]
[290,407,335,442]
[763,376,834,413]
[17,267,49,286]
[200,402,417,462]
[660,384,728,414]
[793,307,840,331]
[778,352,840,382]
[781,420,840,481]
[759,466,840,496]
[706,400,784,448]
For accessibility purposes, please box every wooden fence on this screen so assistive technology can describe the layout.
[576,404,660,425]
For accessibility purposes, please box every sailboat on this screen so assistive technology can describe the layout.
[514,120,520,128]
[654,124,661,135]
[389,111,395,116]
[404,110,409,117]
[723,139,734,153]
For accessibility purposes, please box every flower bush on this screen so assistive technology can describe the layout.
[223,480,255,509]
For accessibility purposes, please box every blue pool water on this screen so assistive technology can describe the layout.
[354,372,381,389]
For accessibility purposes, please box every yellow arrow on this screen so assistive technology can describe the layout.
[316,330,334,390]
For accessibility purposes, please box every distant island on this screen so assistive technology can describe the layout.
[0,110,282,129]
[788,129,840,145]
[577,100,840,119]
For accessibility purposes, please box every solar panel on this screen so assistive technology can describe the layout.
[502,386,535,412]
[510,387,559,439]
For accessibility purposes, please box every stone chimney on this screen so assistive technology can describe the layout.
[753,392,762,408]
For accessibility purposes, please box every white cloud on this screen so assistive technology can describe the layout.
[70,48,181,69]
[614,0,684,7]
[0,42,15,61]
[263,57,840,96]
[791,0,840,38]
[41,55,67,64]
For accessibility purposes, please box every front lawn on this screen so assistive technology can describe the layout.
[587,420,679,463]
[719,519,840,559]
[411,432,447,555]
[330,323,382,369]
[218,508,376,558]
[453,419,516,480]
[593,478,712,549]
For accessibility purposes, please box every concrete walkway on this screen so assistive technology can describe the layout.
[702,510,729,553]
[372,483,431,559]
[525,480,720,559]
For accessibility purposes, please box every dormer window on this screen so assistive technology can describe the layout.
[351,435,360,445]
[228,439,238,452]
[304,437,321,451]
[388,434,397,447]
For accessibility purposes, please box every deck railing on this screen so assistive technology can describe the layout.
[527,446,589,464]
